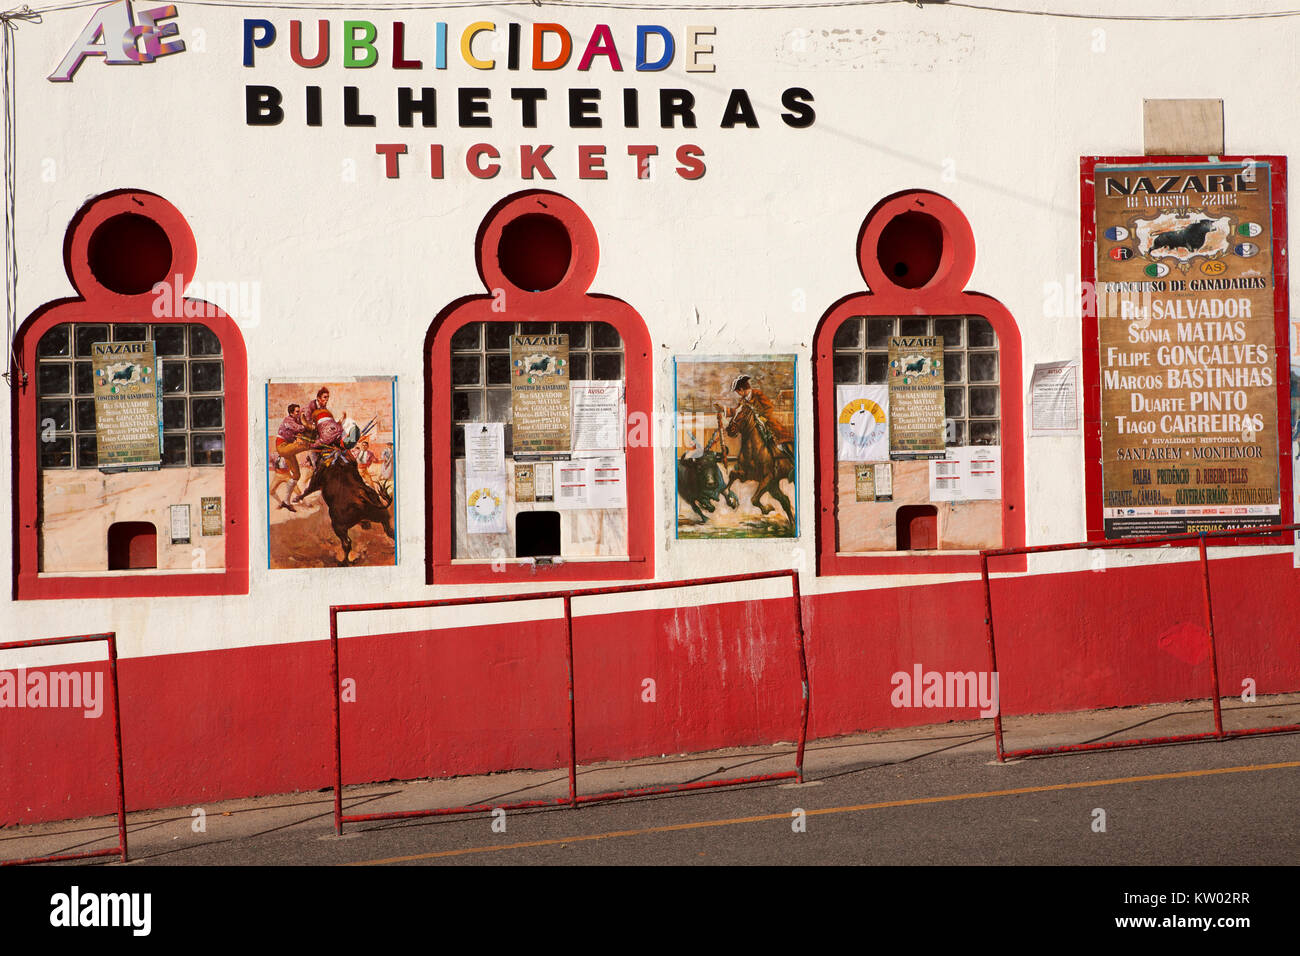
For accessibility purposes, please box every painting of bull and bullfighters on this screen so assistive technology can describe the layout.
[265,378,397,568]
[675,355,797,539]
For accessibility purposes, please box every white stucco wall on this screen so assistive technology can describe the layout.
[2,0,1297,665]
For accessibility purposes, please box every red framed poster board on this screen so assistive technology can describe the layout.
[1081,155,1292,545]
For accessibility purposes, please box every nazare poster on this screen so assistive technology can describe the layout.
[92,340,161,471]
[675,355,797,538]
[510,333,571,457]
[1093,161,1281,537]
[888,336,945,458]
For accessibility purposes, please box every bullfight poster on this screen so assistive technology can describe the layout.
[675,355,797,539]
[510,333,571,458]
[887,336,946,458]
[1093,160,1281,538]
[265,378,397,568]
[92,339,161,471]
[836,383,890,461]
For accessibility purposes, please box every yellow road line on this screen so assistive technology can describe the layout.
[346,760,1300,865]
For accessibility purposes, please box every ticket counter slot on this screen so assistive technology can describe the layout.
[108,521,157,570]
[895,505,938,551]
[515,510,561,558]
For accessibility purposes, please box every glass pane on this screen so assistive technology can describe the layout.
[452,355,480,385]
[38,363,71,395]
[945,419,966,447]
[76,434,97,468]
[37,326,70,357]
[592,352,623,380]
[191,397,223,429]
[75,362,94,395]
[520,322,551,336]
[556,323,587,348]
[75,325,108,357]
[866,318,894,349]
[970,420,1000,445]
[833,318,861,350]
[190,361,223,392]
[899,317,929,338]
[190,325,221,355]
[161,361,185,393]
[833,353,860,384]
[487,354,511,385]
[114,324,147,341]
[153,325,186,356]
[75,398,96,432]
[969,386,999,417]
[452,424,465,459]
[39,436,72,468]
[943,352,963,383]
[945,387,964,418]
[39,399,71,432]
[452,390,482,422]
[968,318,996,348]
[569,353,587,380]
[163,398,186,430]
[933,317,963,346]
[486,324,514,350]
[162,433,187,467]
[968,352,998,383]
[450,323,480,350]
[592,323,622,349]
[866,353,889,384]
[486,389,511,422]
[191,434,224,465]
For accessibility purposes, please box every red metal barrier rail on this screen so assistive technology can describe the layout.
[0,632,127,866]
[981,523,1300,761]
[329,570,809,834]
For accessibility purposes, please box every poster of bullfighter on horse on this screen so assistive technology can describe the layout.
[675,355,797,538]
[265,378,397,568]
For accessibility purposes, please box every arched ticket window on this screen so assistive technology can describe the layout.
[11,190,249,599]
[426,190,653,584]
[813,190,1026,575]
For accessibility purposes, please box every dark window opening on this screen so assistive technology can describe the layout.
[896,505,938,551]
[515,511,561,558]
[107,521,157,570]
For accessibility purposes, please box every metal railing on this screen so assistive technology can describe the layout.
[981,524,1300,761]
[328,570,809,834]
[0,632,127,865]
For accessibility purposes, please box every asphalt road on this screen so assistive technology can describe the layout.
[113,733,1299,867]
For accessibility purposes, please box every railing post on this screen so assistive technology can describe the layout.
[563,594,577,807]
[981,554,1006,762]
[790,570,810,784]
[107,633,128,863]
[1198,534,1225,738]
[330,608,344,835]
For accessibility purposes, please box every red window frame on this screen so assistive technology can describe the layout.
[425,190,653,585]
[11,190,249,600]
[813,190,1026,575]
[1080,155,1293,545]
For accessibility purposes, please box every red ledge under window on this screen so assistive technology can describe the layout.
[814,190,1027,576]
[425,190,653,585]
[11,190,249,600]
[1080,156,1293,547]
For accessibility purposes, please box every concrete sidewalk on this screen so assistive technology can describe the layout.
[3,693,1297,865]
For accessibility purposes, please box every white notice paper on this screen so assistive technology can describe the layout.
[555,459,591,509]
[929,446,1002,501]
[1029,360,1080,436]
[571,381,624,452]
[466,422,506,477]
[169,504,191,544]
[929,452,963,502]
[836,384,890,462]
[586,454,627,509]
[465,422,507,534]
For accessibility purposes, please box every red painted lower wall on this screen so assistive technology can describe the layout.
[3,553,1298,826]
